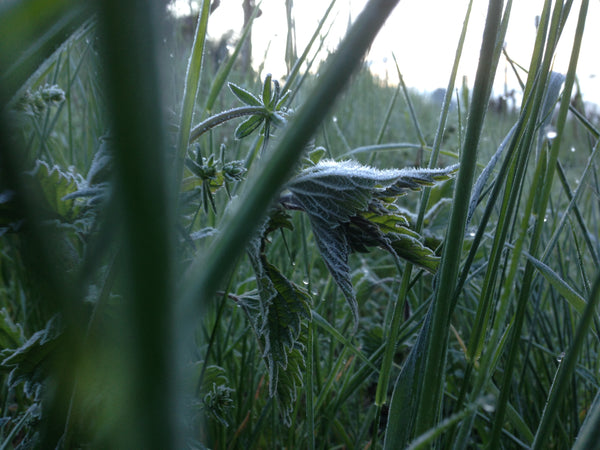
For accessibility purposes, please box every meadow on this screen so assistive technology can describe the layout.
[1,0,599,448]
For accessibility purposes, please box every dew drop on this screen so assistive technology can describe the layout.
[482,403,495,413]
[169,53,174,59]
[570,146,576,153]
[544,125,557,141]
[468,231,476,238]
[302,279,309,286]
[557,351,565,363]
[332,116,338,123]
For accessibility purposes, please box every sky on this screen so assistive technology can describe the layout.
[174,0,600,106]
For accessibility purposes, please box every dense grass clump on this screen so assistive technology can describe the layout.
[1,0,599,448]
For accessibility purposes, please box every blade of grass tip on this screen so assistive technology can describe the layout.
[95,0,177,447]
[204,3,260,113]
[415,0,473,230]
[490,0,588,444]
[174,0,211,190]
[521,251,586,314]
[286,24,335,106]
[412,0,504,438]
[521,0,552,102]
[281,0,337,96]
[367,83,402,165]
[532,271,600,449]
[391,54,426,150]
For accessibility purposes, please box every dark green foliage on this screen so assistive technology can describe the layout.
[1,0,599,448]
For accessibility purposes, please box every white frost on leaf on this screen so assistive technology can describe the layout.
[286,159,458,329]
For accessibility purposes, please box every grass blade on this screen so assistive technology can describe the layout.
[174,0,211,188]
[412,0,504,437]
[95,1,176,447]
[532,270,599,449]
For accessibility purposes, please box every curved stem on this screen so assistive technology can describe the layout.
[189,106,268,143]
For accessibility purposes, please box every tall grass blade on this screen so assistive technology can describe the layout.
[523,252,587,314]
[532,271,599,449]
[281,0,337,95]
[490,1,589,443]
[204,4,260,112]
[175,0,211,188]
[95,0,177,447]
[412,0,504,437]
[573,386,600,450]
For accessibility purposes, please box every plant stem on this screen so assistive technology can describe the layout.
[189,106,268,142]
[412,0,504,437]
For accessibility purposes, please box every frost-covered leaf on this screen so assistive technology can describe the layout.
[261,262,311,374]
[87,137,113,186]
[286,160,457,325]
[27,160,84,221]
[264,208,294,235]
[0,308,24,350]
[288,160,457,227]
[1,316,62,397]
[229,82,262,106]
[243,234,311,426]
[193,364,235,427]
[262,73,273,106]
[309,216,358,324]
[235,114,264,139]
[388,231,440,273]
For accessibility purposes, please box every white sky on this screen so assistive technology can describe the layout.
[176,0,600,105]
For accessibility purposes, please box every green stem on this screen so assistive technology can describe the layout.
[189,106,268,142]
[413,0,504,437]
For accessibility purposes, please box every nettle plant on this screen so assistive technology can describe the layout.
[1,74,455,434]
[186,75,458,422]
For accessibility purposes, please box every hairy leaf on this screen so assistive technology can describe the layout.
[28,160,84,222]
[242,231,311,425]
[1,316,62,397]
[228,82,261,106]
[286,159,456,324]
[235,114,265,139]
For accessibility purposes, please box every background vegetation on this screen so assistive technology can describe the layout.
[1,0,599,448]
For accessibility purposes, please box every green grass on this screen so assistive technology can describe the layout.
[1,0,599,448]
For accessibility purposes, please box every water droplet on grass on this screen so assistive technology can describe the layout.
[544,125,557,141]
[570,146,576,153]
[557,351,565,362]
